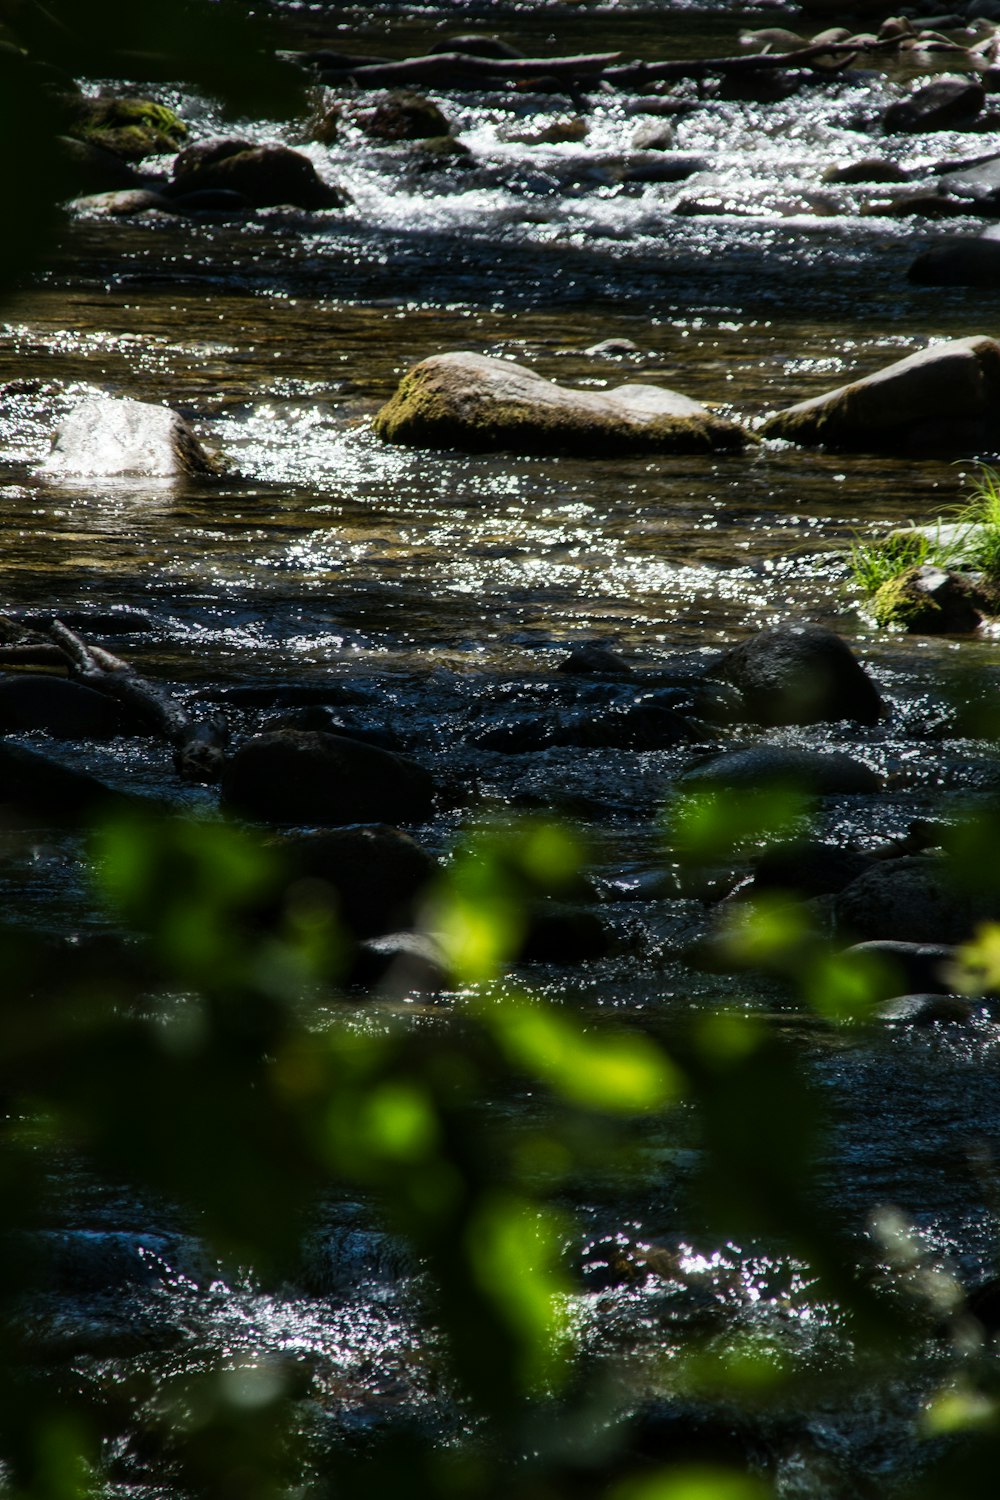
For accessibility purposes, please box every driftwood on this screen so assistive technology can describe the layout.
[46,620,228,784]
[317,36,903,92]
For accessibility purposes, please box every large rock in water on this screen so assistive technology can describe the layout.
[834,856,991,944]
[681,746,881,795]
[168,138,345,210]
[714,624,883,726]
[39,396,216,479]
[373,352,747,455]
[759,336,1000,455]
[276,824,438,936]
[908,235,1000,288]
[221,730,435,826]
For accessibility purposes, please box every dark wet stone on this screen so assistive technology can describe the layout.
[876,192,971,220]
[874,993,975,1023]
[822,158,910,184]
[557,643,634,676]
[518,902,612,963]
[682,746,881,795]
[170,187,253,214]
[473,699,697,753]
[0,674,143,739]
[884,75,985,134]
[57,135,143,194]
[276,824,438,938]
[714,624,883,727]
[835,856,987,944]
[938,153,1000,211]
[263,705,401,750]
[168,138,345,210]
[840,939,958,999]
[909,234,1000,286]
[0,741,131,824]
[359,90,453,142]
[221,730,435,826]
[750,839,874,897]
[72,188,175,216]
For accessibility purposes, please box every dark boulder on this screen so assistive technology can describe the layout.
[750,839,874,897]
[714,624,883,726]
[556,642,633,677]
[937,154,1000,214]
[276,824,438,938]
[358,90,452,142]
[883,75,985,134]
[874,993,975,1024]
[834,856,988,944]
[348,931,450,995]
[0,741,130,824]
[220,730,435,826]
[57,136,143,195]
[837,939,958,1001]
[682,746,881,795]
[168,139,345,210]
[0,675,143,739]
[909,234,1000,286]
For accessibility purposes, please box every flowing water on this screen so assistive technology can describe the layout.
[7,2,1000,1493]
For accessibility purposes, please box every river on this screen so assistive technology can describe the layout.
[5,2,1000,1495]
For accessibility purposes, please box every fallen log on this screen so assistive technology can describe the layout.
[320,49,622,89]
[46,620,228,783]
[604,36,901,86]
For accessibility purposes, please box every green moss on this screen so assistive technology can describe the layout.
[872,568,941,630]
[66,98,187,161]
[374,369,747,456]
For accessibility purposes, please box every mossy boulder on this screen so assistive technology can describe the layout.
[374,352,748,456]
[872,564,998,632]
[760,336,1000,455]
[65,97,188,161]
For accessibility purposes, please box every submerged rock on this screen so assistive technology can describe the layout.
[760,335,1000,455]
[373,352,747,456]
[0,741,129,824]
[714,624,883,726]
[168,139,345,210]
[221,730,435,826]
[39,396,217,479]
[875,993,975,1024]
[838,939,958,1000]
[681,746,881,795]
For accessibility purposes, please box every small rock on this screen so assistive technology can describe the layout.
[822,158,910,184]
[839,939,958,999]
[714,624,883,727]
[39,396,216,480]
[632,122,675,151]
[0,741,130,824]
[582,339,644,359]
[426,35,523,59]
[556,642,634,675]
[937,153,1000,212]
[220,730,435,827]
[874,993,974,1023]
[681,746,882,795]
[71,188,176,216]
[349,931,450,995]
[276,824,438,938]
[750,840,874,896]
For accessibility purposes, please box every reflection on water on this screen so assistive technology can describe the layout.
[6,2,1000,1491]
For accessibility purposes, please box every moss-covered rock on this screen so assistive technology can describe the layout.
[760,335,1000,455]
[65,97,187,161]
[374,351,748,456]
[872,564,985,632]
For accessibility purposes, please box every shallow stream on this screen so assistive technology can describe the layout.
[7,2,1000,1494]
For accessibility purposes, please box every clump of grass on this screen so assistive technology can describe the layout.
[952,462,1000,577]
[848,461,1000,600]
[846,530,935,594]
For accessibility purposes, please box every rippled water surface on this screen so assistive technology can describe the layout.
[8,3,1000,1494]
